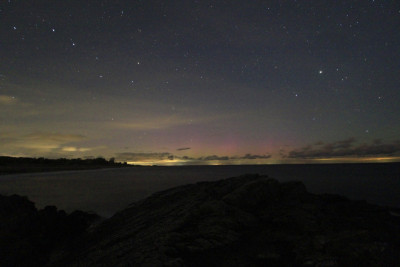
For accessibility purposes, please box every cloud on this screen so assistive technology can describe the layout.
[286,138,400,159]
[112,113,235,131]
[177,147,191,151]
[0,95,17,105]
[0,132,90,156]
[115,152,173,162]
[198,154,272,161]
[181,156,195,160]
[114,118,188,130]
[199,155,230,161]
[238,154,272,160]
[61,146,92,152]
[23,132,86,143]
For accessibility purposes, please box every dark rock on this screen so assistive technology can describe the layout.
[48,174,400,266]
[0,194,100,267]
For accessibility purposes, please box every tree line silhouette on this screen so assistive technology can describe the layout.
[0,156,128,175]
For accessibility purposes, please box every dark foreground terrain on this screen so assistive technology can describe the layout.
[2,174,400,266]
[0,195,100,266]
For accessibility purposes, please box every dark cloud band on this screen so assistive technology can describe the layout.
[286,138,400,159]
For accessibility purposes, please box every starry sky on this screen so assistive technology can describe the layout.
[1,0,400,165]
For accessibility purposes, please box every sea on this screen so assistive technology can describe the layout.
[0,163,399,217]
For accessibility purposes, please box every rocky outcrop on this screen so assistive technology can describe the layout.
[0,194,100,267]
[48,174,400,266]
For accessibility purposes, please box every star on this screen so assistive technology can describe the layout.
[1,0,399,165]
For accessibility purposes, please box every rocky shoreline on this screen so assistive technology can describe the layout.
[2,174,400,266]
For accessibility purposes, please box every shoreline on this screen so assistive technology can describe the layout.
[1,161,399,176]
[0,164,134,176]
[0,156,133,175]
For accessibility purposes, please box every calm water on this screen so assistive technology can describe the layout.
[0,163,399,217]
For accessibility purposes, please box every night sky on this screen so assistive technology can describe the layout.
[1,1,400,165]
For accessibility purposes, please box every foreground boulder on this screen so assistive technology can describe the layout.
[49,174,400,266]
[0,194,100,267]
